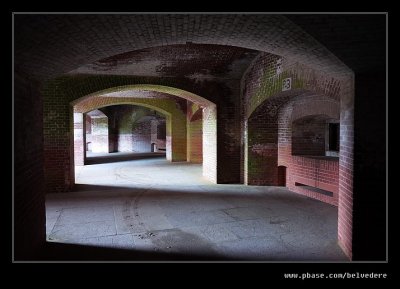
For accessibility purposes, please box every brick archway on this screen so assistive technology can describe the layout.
[278,95,340,206]
[66,85,217,187]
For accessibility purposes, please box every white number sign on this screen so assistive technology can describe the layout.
[282,77,292,91]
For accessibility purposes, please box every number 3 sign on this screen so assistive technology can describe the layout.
[282,78,292,91]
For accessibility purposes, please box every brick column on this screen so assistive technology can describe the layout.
[337,77,354,260]
[91,116,109,153]
[73,113,85,166]
[203,105,217,183]
[246,109,278,186]
[170,114,187,161]
[187,108,203,163]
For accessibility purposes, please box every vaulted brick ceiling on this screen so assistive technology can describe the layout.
[14,14,355,80]
[69,44,261,80]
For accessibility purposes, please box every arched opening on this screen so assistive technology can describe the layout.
[86,110,109,154]
[245,90,340,202]
[69,84,217,186]
[83,105,168,164]
[74,109,110,166]
[289,114,340,205]
[151,143,156,152]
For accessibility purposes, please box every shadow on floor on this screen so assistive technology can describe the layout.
[85,153,165,165]
[41,242,232,261]
[41,242,348,261]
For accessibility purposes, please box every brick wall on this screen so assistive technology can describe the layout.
[243,53,341,119]
[151,119,166,152]
[278,95,340,205]
[132,121,152,152]
[203,105,217,182]
[108,123,118,153]
[156,121,167,151]
[91,116,109,153]
[85,115,92,151]
[73,113,85,166]
[107,105,151,152]
[151,119,158,150]
[114,105,133,152]
[287,155,339,206]
[292,116,326,156]
[42,78,72,192]
[117,135,133,152]
[187,118,203,163]
[187,102,203,163]
[216,80,243,183]
[246,104,279,185]
[85,115,91,133]
[337,77,354,259]
[14,71,45,260]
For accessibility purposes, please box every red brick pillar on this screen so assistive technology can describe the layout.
[91,116,109,153]
[203,105,217,183]
[246,110,278,186]
[73,113,85,166]
[187,106,203,164]
[337,77,354,260]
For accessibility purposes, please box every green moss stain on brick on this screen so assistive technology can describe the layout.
[247,152,270,175]
[117,106,150,134]
[247,68,306,118]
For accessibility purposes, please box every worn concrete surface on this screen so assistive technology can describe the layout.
[46,153,348,261]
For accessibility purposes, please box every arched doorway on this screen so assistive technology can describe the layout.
[70,84,217,184]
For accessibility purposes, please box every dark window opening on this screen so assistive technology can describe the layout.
[328,123,339,151]
[278,166,286,186]
[295,182,333,197]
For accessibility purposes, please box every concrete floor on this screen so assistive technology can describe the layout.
[46,152,348,261]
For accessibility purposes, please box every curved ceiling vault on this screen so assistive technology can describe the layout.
[14,14,352,81]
